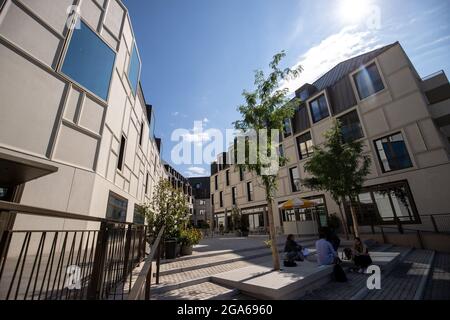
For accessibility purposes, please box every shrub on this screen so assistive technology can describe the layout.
[179,228,203,246]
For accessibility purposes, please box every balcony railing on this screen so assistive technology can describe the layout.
[0,200,162,300]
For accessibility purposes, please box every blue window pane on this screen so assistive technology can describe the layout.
[62,21,115,101]
[310,95,329,123]
[128,44,141,95]
[375,133,413,172]
[353,63,385,100]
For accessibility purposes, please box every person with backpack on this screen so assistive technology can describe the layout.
[283,234,304,267]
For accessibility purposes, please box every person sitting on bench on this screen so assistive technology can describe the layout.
[352,237,372,273]
[316,228,338,266]
[284,234,304,264]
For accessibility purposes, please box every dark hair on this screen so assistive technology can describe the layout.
[355,237,361,242]
[287,234,294,241]
[319,228,328,239]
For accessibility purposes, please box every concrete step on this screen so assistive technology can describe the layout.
[158,239,318,277]
[357,249,435,300]
[152,281,238,300]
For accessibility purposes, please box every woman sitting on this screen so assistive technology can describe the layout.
[352,237,372,273]
[284,234,304,264]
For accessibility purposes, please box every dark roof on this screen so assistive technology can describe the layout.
[297,42,398,95]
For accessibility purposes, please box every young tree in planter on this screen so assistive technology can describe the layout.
[234,51,302,270]
[141,179,190,240]
[302,120,371,239]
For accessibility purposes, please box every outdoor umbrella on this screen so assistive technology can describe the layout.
[278,197,319,210]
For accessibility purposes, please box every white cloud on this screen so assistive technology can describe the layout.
[171,111,180,116]
[203,118,210,123]
[281,26,381,93]
[185,166,208,177]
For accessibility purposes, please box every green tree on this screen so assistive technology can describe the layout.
[140,179,190,240]
[234,51,302,270]
[303,120,371,239]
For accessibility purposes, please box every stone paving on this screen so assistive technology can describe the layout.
[425,252,450,300]
[153,282,233,300]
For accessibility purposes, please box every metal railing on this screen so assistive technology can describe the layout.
[127,225,165,300]
[0,200,153,300]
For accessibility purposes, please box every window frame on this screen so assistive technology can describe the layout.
[337,109,365,143]
[352,61,386,101]
[59,18,117,103]
[296,131,314,161]
[117,135,127,171]
[214,175,218,191]
[219,191,223,207]
[308,93,330,124]
[289,166,301,192]
[232,187,237,206]
[226,169,230,186]
[247,182,254,202]
[126,42,142,97]
[106,191,128,222]
[374,131,414,173]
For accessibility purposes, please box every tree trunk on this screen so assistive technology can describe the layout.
[349,199,360,239]
[266,199,281,271]
[337,201,349,240]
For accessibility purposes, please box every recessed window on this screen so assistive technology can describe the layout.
[145,172,149,195]
[283,119,293,137]
[61,20,115,101]
[338,110,364,142]
[353,63,385,100]
[117,135,126,170]
[219,191,223,207]
[239,167,244,181]
[139,122,144,146]
[127,44,141,96]
[289,167,300,192]
[309,94,330,123]
[374,132,413,173]
[247,182,254,202]
[211,194,214,206]
[133,205,145,225]
[297,132,313,160]
[106,192,128,222]
[232,187,237,205]
[215,175,218,190]
[226,170,230,186]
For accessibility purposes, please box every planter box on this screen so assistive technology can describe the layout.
[181,245,193,256]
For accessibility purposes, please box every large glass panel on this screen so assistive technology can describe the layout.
[106,192,128,222]
[373,191,395,222]
[297,132,313,160]
[62,21,115,101]
[390,187,414,222]
[128,44,141,96]
[353,63,385,100]
[309,95,330,123]
[375,133,413,172]
[283,119,292,137]
[289,167,300,192]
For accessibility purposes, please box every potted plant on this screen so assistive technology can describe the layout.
[179,228,203,256]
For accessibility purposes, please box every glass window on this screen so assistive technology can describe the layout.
[375,133,413,173]
[309,94,329,123]
[61,21,115,101]
[215,175,218,190]
[106,192,128,222]
[232,187,237,205]
[133,205,145,225]
[128,44,141,96]
[297,132,313,160]
[117,135,126,170]
[247,182,254,201]
[289,167,300,192]
[338,110,364,142]
[283,119,292,137]
[211,194,214,206]
[226,170,230,186]
[219,192,223,207]
[239,167,244,181]
[353,63,385,100]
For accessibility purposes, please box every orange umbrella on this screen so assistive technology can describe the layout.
[278,197,319,210]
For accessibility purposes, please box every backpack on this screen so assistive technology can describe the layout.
[333,264,348,282]
[343,248,353,261]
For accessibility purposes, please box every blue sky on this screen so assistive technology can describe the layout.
[122,0,450,177]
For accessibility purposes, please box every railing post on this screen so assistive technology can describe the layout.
[417,230,424,249]
[122,224,132,281]
[156,238,162,285]
[87,221,109,300]
[144,260,153,300]
[430,215,439,233]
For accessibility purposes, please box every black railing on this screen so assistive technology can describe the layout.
[0,200,152,300]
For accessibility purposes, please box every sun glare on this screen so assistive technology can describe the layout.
[339,0,371,24]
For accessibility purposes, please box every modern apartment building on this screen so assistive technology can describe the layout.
[164,163,194,216]
[188,177,212,228]
[0,0,166,234]
[210,42,450,239]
